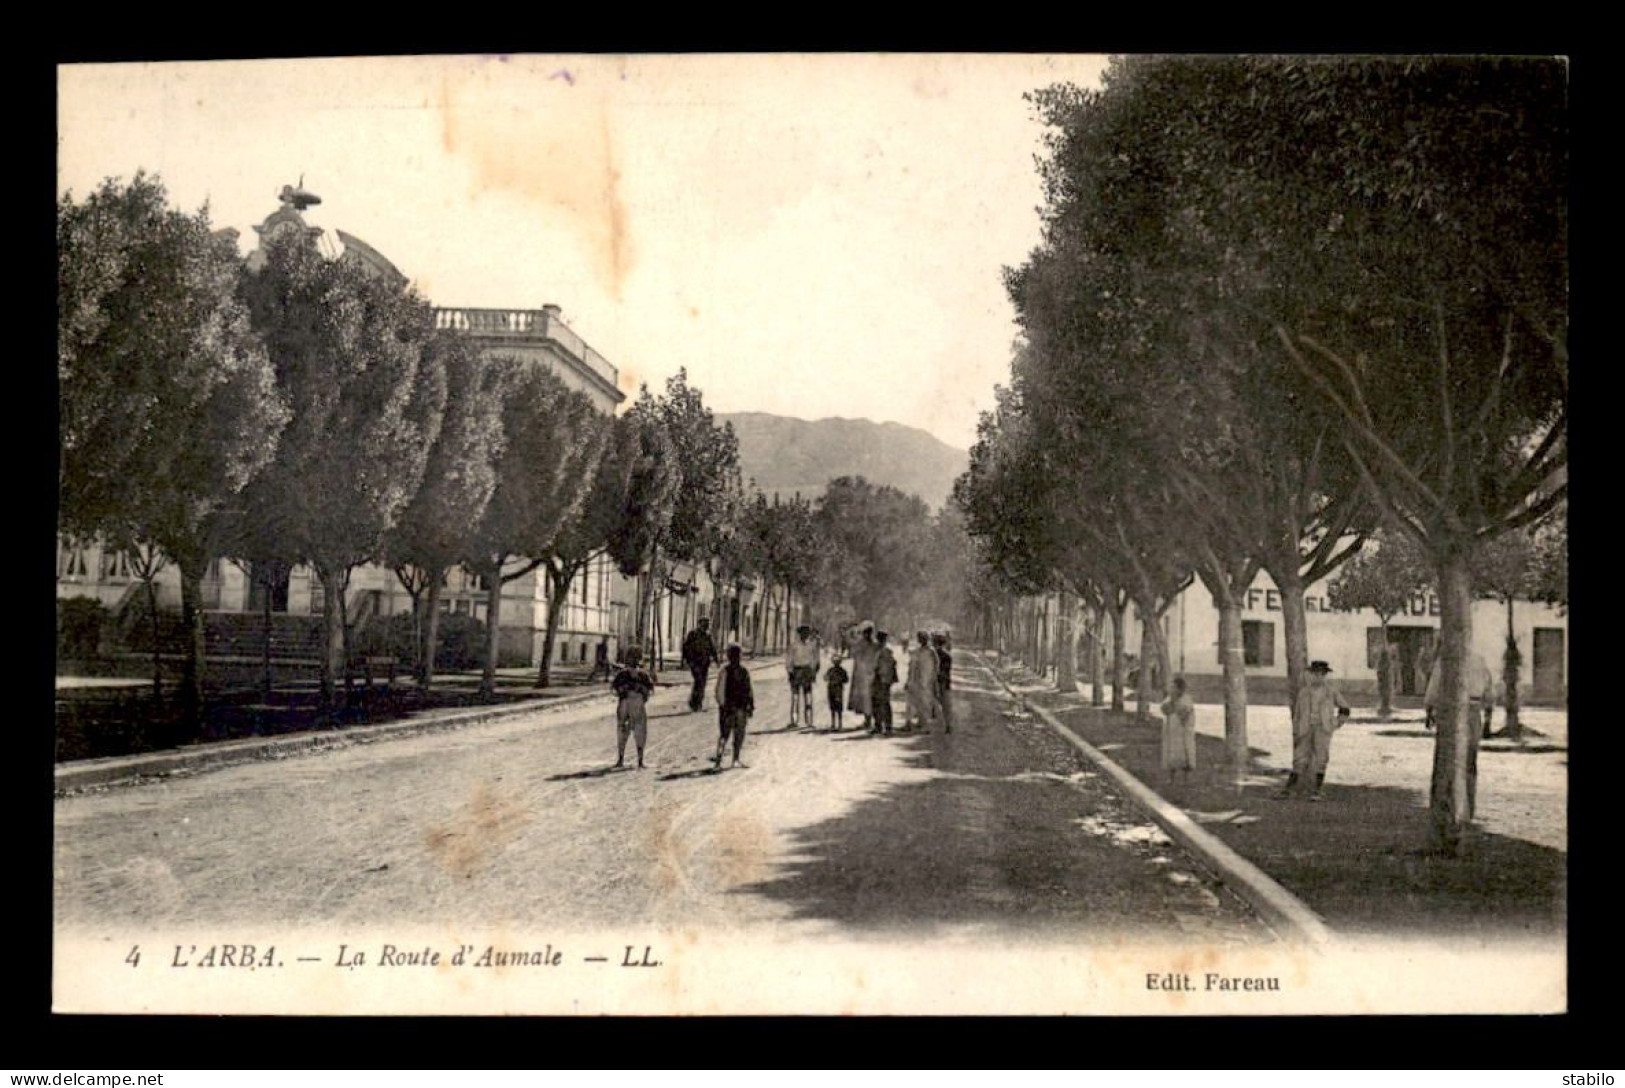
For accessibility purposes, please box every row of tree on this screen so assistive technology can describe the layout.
[59,174,698,731]
[58,173,978,737]
[955,56,1566,855]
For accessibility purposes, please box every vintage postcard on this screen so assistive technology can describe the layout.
[54,53,1567,1015]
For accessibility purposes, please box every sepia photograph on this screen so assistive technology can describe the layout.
[53,53,1567,1016]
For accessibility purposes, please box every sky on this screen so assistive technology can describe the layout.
[57,54,1111,451]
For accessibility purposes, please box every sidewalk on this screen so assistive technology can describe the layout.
[986,654,1566,940]
[56,656,786,792]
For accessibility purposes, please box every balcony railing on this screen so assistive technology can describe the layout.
[432,307,618,390]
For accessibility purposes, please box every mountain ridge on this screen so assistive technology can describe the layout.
[718,411,969,512]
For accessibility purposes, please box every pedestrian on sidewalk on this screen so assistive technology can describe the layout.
[611,646,655,770]
[825,655,849,732]
[1160,675,1196,786]
[787,624,821,729]
[933,632,953,734]
[905,630,940,732]
[848,621,878,731]
[1277,660,1350,801]
[713,642,754,769]
[871,630,898,735]
[682,616,719,714]
[588,636,612,682]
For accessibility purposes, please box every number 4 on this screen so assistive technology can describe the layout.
[125,945,140,967]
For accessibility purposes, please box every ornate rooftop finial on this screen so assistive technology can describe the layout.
[278,176,322,212]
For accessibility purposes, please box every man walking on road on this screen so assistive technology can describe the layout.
[713,643,754,769]
[682,616,719,713]
[1277,659,1350,801]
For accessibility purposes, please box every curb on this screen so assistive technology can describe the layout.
[56,658,785,793]
[975,652,1333,948]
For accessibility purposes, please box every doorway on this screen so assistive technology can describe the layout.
[1388,625,1438,696]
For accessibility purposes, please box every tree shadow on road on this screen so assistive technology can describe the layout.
[735,712,1260,942]
[1037,698,1567,940]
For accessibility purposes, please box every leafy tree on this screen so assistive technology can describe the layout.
[1255,58,1567,852]
[237,232,443,716]
[649,370,746,642]
[58,173,288,729]
[813,476,935,631]
[383,333,505,691]
[1015,56,1564,854]
[1471,510,1566,740]
[537,411,637,686]
[1327,530,1431,718]
[463,360,603,700]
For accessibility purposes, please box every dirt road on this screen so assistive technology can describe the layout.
[55,654,1268,944]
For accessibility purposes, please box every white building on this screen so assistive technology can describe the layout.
[1115,570,1567,705]
[57,187,626,673]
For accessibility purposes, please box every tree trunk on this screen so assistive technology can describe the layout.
[318,569,342,718]
[1428,546,1478,856]
[144,577,164,704]
[1272,564,1311,716]
[637,542,659,650]
[1503,596,1523,740]
[421,574,444,693]
[1056,587,1078,693]
[1089,603,1105,707]
[1376,617,1395,720]
[401,577,424,684]
[1211,594,1248,769]
[538,562,573,688]
[338,572,354,707]
[1110,598,1127,713]
[480,566,503,702]
[1136,605,1155,721]
[177,556,208,737]
[260,575,273,703]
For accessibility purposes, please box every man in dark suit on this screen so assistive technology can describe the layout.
[682,616,719,713]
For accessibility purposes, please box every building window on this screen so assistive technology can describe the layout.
[1242,620,1275,667]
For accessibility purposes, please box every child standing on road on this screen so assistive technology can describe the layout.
[611,647,655,770]
[713,643,755,769]
[1160,675,1197,786]
[825,656,849,732]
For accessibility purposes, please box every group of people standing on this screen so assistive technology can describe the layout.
[833,621,953,736]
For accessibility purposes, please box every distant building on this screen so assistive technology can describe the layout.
[1105,569,1568,705]
[58,185,628,674]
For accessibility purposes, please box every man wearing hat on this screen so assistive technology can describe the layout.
[787,623,821,728]
[1278,660,1351,801]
